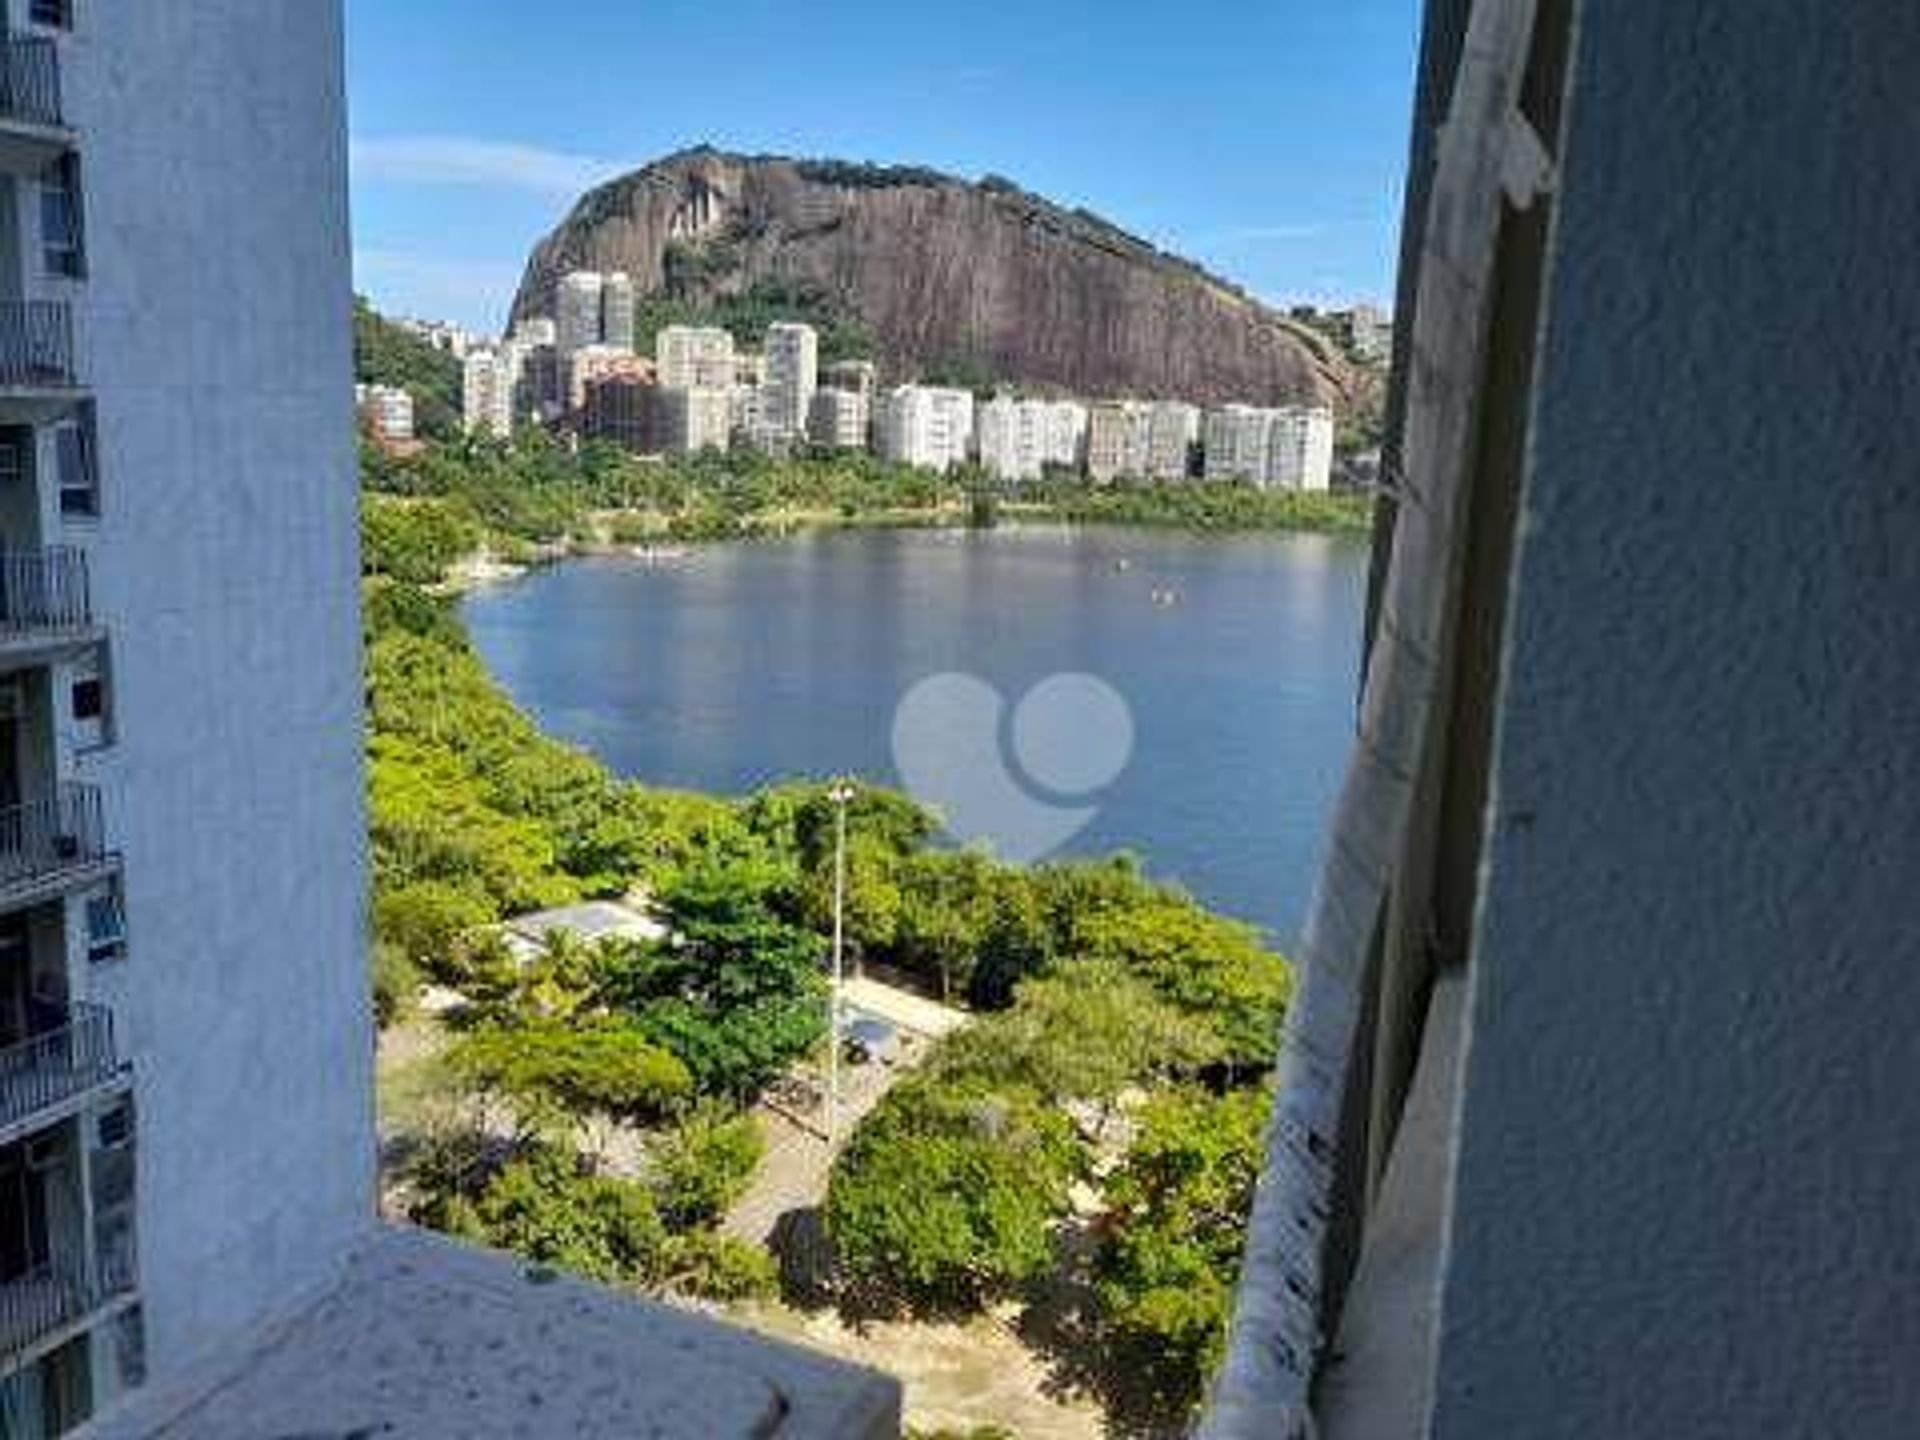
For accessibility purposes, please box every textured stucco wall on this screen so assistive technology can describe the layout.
[66,1,372,1380]
[1431,3,1920,1436]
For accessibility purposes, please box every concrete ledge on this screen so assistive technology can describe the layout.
[1314,972,1466,1439]
[85,1224,900,1439]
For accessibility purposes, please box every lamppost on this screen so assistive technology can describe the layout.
[824,780,855,1146]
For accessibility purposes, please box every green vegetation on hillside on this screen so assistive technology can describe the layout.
[353,296,463,439]
[635,271,875,365]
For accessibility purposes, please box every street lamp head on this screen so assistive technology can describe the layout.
[827,781,856,804]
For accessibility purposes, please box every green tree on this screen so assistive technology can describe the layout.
[825,1074,1082,1310]
[647,1107,765,1228]
[439,1145,670,1287]
[1096,1085,1271,1415]
[449,1018,693,1135]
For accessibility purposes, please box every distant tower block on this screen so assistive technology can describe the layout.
[602,272,636,353]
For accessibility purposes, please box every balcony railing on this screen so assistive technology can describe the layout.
[0,301,74,388]
[0,784,105,896]
[0,1001,118,1137]
[0,547,90,639]
[0,34,62,130]
[0,1233,137,1364]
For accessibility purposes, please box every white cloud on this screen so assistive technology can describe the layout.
[350,135,631,196]
[353,248,526,332]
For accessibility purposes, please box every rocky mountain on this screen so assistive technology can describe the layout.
[512,147,1364,410]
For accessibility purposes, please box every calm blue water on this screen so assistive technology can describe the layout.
[464,526,1368,948]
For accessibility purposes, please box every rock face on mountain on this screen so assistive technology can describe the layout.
[513,148,1359,409]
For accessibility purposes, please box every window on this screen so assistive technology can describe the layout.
[95,1099,133,1150]
[70,646,110,750]
[54,402,97,517]
[40,155,85,278]
[83,880,125,963]
[0,435,25,490]
[29,0,72,29]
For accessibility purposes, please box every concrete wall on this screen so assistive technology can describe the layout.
[1431,3,1920,1435]
[64,1,370,1381]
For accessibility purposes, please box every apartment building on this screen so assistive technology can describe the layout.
[658,385,733,456]
[1085,400,1152,482]
[876,385,974,473]
[808,387,869,451]
[1145,400,1200,480]
[0,2,367,1430]
[976,396,1036,480]
[565,344,650,413]
[601,271,636,352]
[0,9,888,1438]
[581,375,659,453]
[759,321,818,444]
[823,359,876,404]
[554,270,605,357]
[976,396,1082,481]
[1203,404,1277,483]
[461,344,517,438]
[354,384,414,444]
[656,323,736,391]
[1266,406,1334,491]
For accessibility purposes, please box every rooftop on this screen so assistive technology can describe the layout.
[88,1226,899,1440]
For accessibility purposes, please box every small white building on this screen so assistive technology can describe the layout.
[357,383,415,442]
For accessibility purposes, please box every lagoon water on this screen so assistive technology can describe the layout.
[464,526,1369,948]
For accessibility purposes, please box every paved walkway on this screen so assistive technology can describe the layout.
[724,976,967,1246]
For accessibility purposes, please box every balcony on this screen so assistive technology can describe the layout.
[0,1001,121,1144]
[0,547,97,669]
[0,34,69,173]
[0,301,77,405]
[0,783,112,910]
[0,1232,136,1374]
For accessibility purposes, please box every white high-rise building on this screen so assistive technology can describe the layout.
[877,386,975,473]
[1267,405,1336,491]
[1204,405,1280,484]
[759,322,819,444]
[659,387,734,455]
[808,388,870,451]
[0,4,371,1427]
[655,325,736,391]
[555,271,605,357]
[23,11,894,1438]
[463,345,518,438]
[1145,401,1201,480]
[976,396,1034,480]
[1087,400,1154,482]
[1202,403,1336,490]
[601,271,636,353]
[1037,400,1090,472]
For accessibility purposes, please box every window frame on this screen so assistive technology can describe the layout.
[39,153,86,279]
[54,400,99,520]
[82,878,126,965]
[69,644,112,752]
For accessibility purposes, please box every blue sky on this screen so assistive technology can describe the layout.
[347,0,1421,335]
